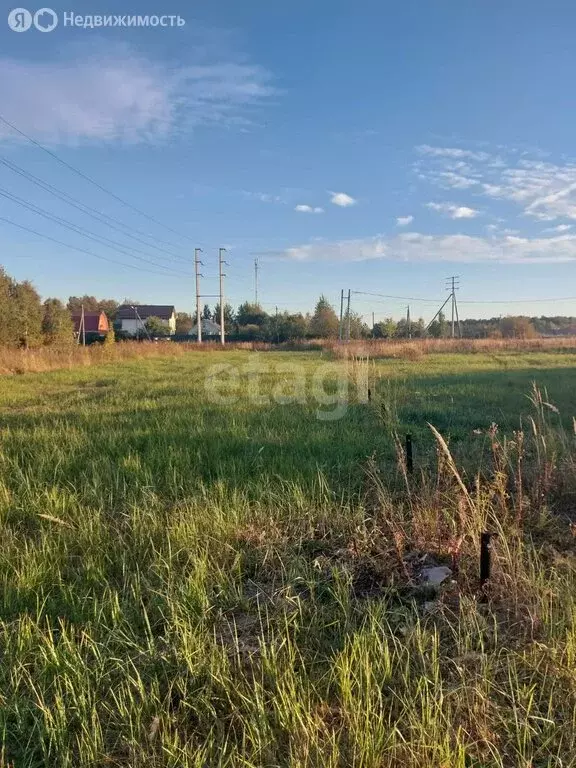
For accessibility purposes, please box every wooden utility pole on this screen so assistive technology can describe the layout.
[254,257,259,305]
[407,305,411,339]
[219,248,227,345]
[195,248,202,343]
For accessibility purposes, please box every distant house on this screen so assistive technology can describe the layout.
[71,311,110,335]
[115,304,176,337]
[190,318,221,339]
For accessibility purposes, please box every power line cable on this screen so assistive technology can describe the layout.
[0,185,188,274]
[353,289,576,306]
[458,297,576,304]
[0,215,180,276]
[0,112,195,244]
[353,297,438,308]
[352,290,441,303]
[0,187,190,276]
[0,154,190,263]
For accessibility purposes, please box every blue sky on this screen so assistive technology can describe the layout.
[2,0,576,321]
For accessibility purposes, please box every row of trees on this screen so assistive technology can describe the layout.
[181,303,544,341]
[62,295,576,339]
[175,297,427,341]
[59,291,553,342]
[0,266,565,347]
[0,268,74,348]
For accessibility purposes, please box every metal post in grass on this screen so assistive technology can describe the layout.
[405,434,414,474]
[480,532,492,595]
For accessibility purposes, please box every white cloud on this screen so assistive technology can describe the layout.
[418,145,576,223]
[396,215,414,226]
[281,232,576,264]
[485,223,518,236]
[0,43,273,144]
[438,172,478,189]
[330,191,357,207]
[251,192,282,203]
[417,144,491,162]
[295,204,324,214]
[543,224,572,233]
[426,202,480,219]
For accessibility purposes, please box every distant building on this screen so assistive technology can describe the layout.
[115,305,176,336]
[190,318,221,339]
[71,311,110,335]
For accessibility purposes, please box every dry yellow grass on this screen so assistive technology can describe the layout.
[0,340,261,375]
[2,335,576,376]
[323,336,576,359]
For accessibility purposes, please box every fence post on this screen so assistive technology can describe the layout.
[405,434,413,474]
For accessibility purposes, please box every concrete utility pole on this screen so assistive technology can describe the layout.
[254,257,259,305]
[339,289,344,341]
[219,248,227,345]
[80,304,86,346]
[446,275,461,338]
[195,248,202,343]
[132,305,151,341]
[407,305,412,339]
[346,288,351,342]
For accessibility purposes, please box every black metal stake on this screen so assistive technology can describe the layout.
[405,434,413,474]
[480,532,492,594]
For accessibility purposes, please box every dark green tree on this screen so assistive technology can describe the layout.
[428,311,448,339]
[145,316,169,337]
[372,317,397,338]
[67,296,118,320]
[212,303,234,325]
[42,298,74,346]
[346,311,370,339]
[236,302,268,327]
[0,267,18,346]
[309,296,339,338]
[13,280,43,348]
[175,312,193,334]
[500,316,538,339]
[278,313,308,342]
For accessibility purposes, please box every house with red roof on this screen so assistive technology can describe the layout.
[71,311,110,336]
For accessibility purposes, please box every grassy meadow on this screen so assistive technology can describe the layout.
[1,346,576,766]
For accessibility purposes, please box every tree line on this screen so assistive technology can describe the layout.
[2,265,574,346]
[0,267,74,348]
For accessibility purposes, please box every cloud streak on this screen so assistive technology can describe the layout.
[417,144,491,162]
[0,43,273,145]
[419,145,576,222]
[281,232,576,264]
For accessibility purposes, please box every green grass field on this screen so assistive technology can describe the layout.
[2,348,576,767]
